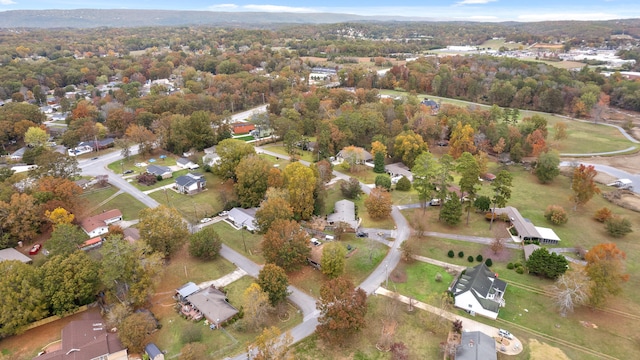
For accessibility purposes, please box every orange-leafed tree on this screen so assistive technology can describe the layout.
[585,243,629,307]
[448,122,476,159]
[571,164,600,209]
[526,129,547,157]
[261,219,310,272]
[365,187,392,220]
[316,277,367,346]
[45,207,75,228]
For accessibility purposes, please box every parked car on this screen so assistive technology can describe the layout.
[498,329,513,339]
[29,244,41,255]
[310,238,321,246]
[123,169,134,174]
[356,231,368,238]
[218,211,229,217]
[430,199,442,206]
[200,217,212,223]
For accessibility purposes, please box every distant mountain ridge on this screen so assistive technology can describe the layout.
[0,9,440,28]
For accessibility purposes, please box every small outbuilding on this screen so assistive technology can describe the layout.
[0,248,33,263]
[145,343,164,360]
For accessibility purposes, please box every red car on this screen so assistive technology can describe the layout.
[29,244,41,255]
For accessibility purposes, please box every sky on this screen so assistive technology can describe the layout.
[1,0,639,22]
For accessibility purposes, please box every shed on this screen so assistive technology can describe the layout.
[145,343,164,360]
[0,248,33,263]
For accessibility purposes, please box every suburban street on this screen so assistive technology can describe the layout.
[560,161,640,195]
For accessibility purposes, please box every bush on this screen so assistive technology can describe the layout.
[447,250,455,258]
[435,273,442,282]
[136,172,158,186]
[544,205,568,225]
[375,175,392,190]
[514,262,522,268]
[605,216,633,238]
[507,263,514,269]
[476,254,483,262]
[485,212,498,221]
[458,251,464,258]
[485,258,493,267]
[515,267,525,274]
[467,256,474,262]
[594,207,613,223]
[395,176,411,191]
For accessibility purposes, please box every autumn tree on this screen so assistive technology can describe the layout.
[393,130,428,168]
[118,312,159,353]
[534,150,560,184]
[339,146,366,171]
[0,193,40,245]
[316,277,367,346]
[243,283,273,331]
[47,223,87,256]
[267,167,284,188]
[100,236,163,307]
[125,124,156,155]
[252,326,293,360]
[31,151,81,179]
[585,243,629,307]
[551,269,592,317]
[412,151,439,210]
[41,252,100,315]
[213,138,256,180]
[188,226,222,260]
[457,152,481,225]
[234,155,271,208]
[36,176,84,214]
[283,162,316,220]
[254,196,294,234]
[340,177,363,199]
[257,264,290,306]
[571,164,600,209]
[24,126,48,148]
[0,260,47,337]
[45,207,75,228]
[365,187,392,220]
[262,219,311,272]
[321,242,347,279]
[553,122,568,141]
[526,129,547,157]
[138,205,189,257]
[448,122,476,159]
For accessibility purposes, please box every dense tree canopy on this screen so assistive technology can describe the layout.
[261,219,311,272]
[317,277,368,346]
[138,205,189,257]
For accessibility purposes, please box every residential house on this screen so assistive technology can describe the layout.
[144,343,164,360]
[326,199,360,231]
[175,172,206,194]
[176,157,199,170]
[232,123,255,135]
[0,248,32,263]
[456,331,497,360]
[146,165,172,179]
[176,283,239,327]
[336,147,373,165]
[202,152,220,166]
[79,237,104,251]
[494,206,561,244]
[451,263,507,320]
[226,207,257,232]
[80,209,123,237]
[385,162,413,182]
[33,309,127,360]
[9,147,27,161]
[421,98,440,114]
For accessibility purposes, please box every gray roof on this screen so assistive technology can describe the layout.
[385,162,413,181]
[176,157,191,165]
[186,286,239,324]
[456,331,497,360]
[453,263,507,314]
[523,244,541,261]
[0,248,32,263]
[494,206,540,240]
[147,164,172,176]
[228,207,257,231]
[175,172,204,187]
[145,343,162,358]
[10,147,27,158]
[177,282,200,298]
[327,199,359,230]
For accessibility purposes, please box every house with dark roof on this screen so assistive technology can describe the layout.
[336,147,373,165]
[80,209,123,237]
[146,164,172,179]
[421,98,440,114]
[494,206,561,245]
[176,284,239,328]
[327,199,360,231]
[34,310,127,360]
[175,172,206,194]
[145,343,164,360]
[451,263,507,320]
[456,331,497,360]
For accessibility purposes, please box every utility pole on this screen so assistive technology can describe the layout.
[241,219,248,253]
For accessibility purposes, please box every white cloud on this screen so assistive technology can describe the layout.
[518,12,621,21]
[457,0,496,5]
[242,4,317,13]
[208,4,239,10]
[0,0,16,5]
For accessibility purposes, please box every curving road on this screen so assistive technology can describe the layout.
[560,160,640,195]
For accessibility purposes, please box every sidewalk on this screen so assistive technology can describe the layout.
[197,268,248,289]
[412,254,466,273]
[375,287,523,356]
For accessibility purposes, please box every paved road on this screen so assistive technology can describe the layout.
[228,104,268,123]
[560,161,640,195]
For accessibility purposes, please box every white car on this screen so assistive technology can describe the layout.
[200,218,212,223]
[498,329,513,339]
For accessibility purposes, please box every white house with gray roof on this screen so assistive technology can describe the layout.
[175,172,206,194]
[451,263,507,320]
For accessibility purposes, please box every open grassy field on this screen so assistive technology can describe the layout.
[379,89,637,155]
[479,39,524,50]
[88,192,148,220]
[262,142,318,163]
[148,172,226,223]
[389,261,454,305]
[206,221,265,264]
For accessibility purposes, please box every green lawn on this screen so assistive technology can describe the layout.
[206,222,265,264]
[389,261,453,305]
[148,172,225,223]
[89,192,148,220]
[79,186,119,207]
[107,153,178,174]
[262,143,316,163]
[131,169,189,191]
